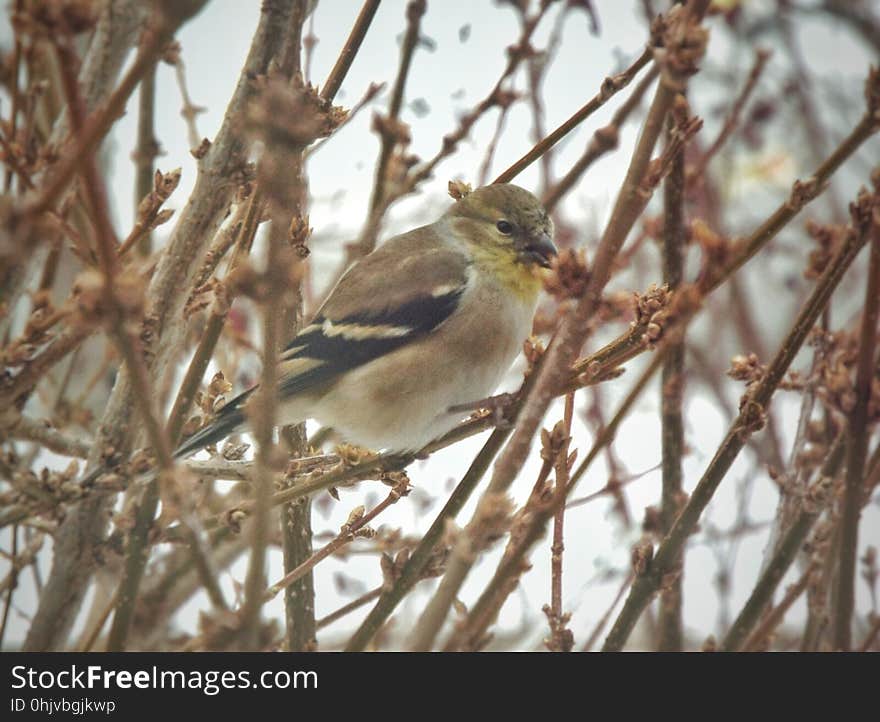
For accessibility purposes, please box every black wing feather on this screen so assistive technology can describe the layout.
[175,288,463,458]
[279,287,463,395]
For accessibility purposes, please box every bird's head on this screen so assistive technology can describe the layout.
[445,183,557,270]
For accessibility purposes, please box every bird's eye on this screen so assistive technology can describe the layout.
[496,220,513,235]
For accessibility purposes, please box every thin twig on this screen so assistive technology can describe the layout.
[495,45,654,184]
[446,355,662,651]
[721,434,845,651]
[9,417,90,458]
[582,572,634,652]
[345,426,513,651]
[741,566,814,652]
[545,393,575,652]
[858,615,880,652]
[266,479,410,601]
[604,186,876,651]
[319,0,382,103]
[133,63,159,257]
[543,65,659,213]
[239,210,284,650]
[22,1,209,221]
[658,108,687,652]
[317,587,382,631]
[833,209,880,650]
[689,48,770,181]
[359,0,425,258]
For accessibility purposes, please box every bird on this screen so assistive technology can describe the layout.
[175,183,556,458]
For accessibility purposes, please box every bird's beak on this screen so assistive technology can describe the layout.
[522,232,557,268]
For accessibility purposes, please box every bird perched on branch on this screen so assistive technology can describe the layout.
[176,183,556,457]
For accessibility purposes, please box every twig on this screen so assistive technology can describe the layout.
[306,81,385,158]
[357,0,425,258]
[320,0,382,104]
[741,566,814,652]
[22,1,209,221]
[495,45,654,184]
[280,431,317,652]
[9,417,90,458]
[78,589,118,652]
[658,108,686,652]
[476,103,513,188]
[166,187,263,445]
[721,434,845,651]
[859,615,880,652]
[133,63,159,257]
[170,47,204,150]
[0,325,94,410]
[701,70,880,294]
[239,218,284,650]
[446,354,662,651]
[317,587,382,631]
[0,526,18,649]
[603,184,876,651]
[345,426,513,651]
[542,65,659,213]
[689,48,770,180]
[130,527,246,645]
[833,206,880,651]
[3,0,24,192]
[266,479,410,601]
[405,452,552,653]
[545,393,575,652]
[582,572,634,652]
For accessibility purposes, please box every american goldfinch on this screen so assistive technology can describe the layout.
[176,183,556,457]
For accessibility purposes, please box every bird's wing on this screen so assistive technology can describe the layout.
[278,224,470,396]
[175,225,469,458]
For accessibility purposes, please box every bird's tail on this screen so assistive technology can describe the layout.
[173,387,254,459]
[73,388,254,488]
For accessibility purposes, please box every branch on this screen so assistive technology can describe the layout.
[833,200,880,650]
[603,183,877,651]
[688,48,770,181]
[320,0,382,104]
[357,0,425,257]
[494,45,653,184]
[24,0,297,652]
[8,416,90,458]
[446,354,662,651]
[741,566,814,652]
[265,479,410,601]
[22,1,209,221]
[721,434,845,651]
[542,64,659,213]
[658,108,686,652]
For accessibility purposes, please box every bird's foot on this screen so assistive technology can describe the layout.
[448,392,518,428]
